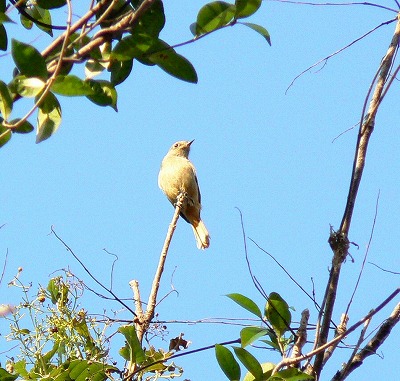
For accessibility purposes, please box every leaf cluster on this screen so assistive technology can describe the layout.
[216,293,312,381]
[0,0,269,147]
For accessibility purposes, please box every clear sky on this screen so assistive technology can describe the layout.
[1,1,400,380]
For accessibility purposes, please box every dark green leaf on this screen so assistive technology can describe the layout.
[233,347,263,380]
[240,326,270,348]
[36,0,66,9]
[195,1,236,36]
[109,59,133,86]
[148,41,198,83]
[0,125,11,148]
[36,92,62,143]
[227,293,262,318]
[0,24,6,51]
[51,75,94,96]
[215,344,240,381]
[86,80,118,111]
[132,0,165,37]
[119,325,145,364]
[235,0,262,19]
[0,0,5,13]
[111,34,155,61]
[269,367,314,381]
[0,80,12,120]
[12,39,48,80]
[0,367,18,381]
[265,292,291,337]
[9,119,34,134]
[241,22,271,45]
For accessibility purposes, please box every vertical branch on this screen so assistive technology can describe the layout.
[313,13,400,378]
[133,193,185,344]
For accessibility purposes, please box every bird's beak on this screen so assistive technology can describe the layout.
[188,139,195,146]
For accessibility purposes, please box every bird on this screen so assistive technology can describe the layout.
[158,140,210,249]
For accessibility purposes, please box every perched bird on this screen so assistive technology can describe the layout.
[158,140,210,249]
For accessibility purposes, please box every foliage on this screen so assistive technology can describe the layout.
[216,293,312,381]
[0,273,183,381]
[0,0,269,146]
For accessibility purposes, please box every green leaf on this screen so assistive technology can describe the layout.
[12,360,29,379]
[35,7,53,36]
[0,0,5,13]
[195,1,236,36]
[226,293,262,318]
[148,40,198,83]
[240,326,270,348]
[131,0,165,37]
[109,59,133,86]
[0,12,14,24]
[111,34,155,61]
[0,124,11,148]
[51,75,94,96]
[86,80,118,111]
[0,80,12,120]
[235,0,262,19]
[215,344,241,381]
[241,22,271,45]
[0,367,18,381]
[20,14,33,30]
[119,325,145,365]
[233,347,263,380]
[0,24,7,51]
[269,367,314,381]
[36,91,62,143]
[265,292,291,337]
[67,360,115,381]
[36,0,66,9]
[11,39,48,80]
[243,362,274,381]
[85,59,106,79]
[9,119,34,134]
[12,76,46,97]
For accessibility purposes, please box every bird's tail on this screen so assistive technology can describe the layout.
[192,220,210,250]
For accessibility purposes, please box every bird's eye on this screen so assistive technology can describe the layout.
[174,143,179,148]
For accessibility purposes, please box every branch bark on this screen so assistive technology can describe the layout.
[313,12,400,378]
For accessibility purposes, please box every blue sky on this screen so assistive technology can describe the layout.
[1,1,400,380]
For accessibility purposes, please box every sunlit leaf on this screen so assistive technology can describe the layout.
[12,39,48,80]
[195,1,236,36]
[270,367,314,380]
[36,92,62,143]
[243,362,274,381]
[0,367,18,381]
[111,33,155,61]
[227,293,262,318]
[12,76,46,97]
[215,344,240,381]
[0,80,12,120]
[0,124,11,148]
[240,326,270,348]
[51,75,94,96]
